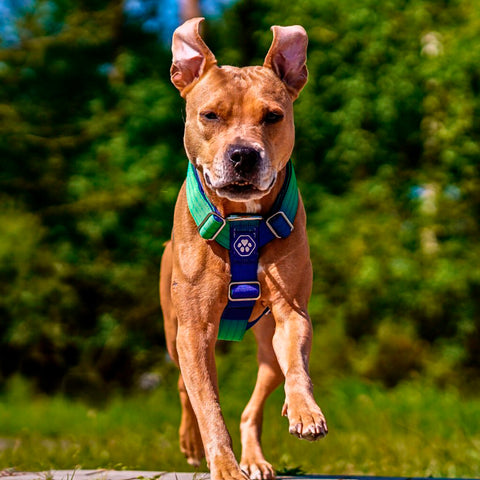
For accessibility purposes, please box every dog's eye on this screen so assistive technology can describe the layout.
[202,111,219,121]
[264,111,284,124]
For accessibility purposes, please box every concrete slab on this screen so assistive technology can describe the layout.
[1,471,478,480]
[0,471,207,480]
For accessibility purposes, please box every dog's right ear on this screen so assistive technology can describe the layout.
[171,17,217,96]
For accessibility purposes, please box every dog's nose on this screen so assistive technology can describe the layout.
[228,146,260,173]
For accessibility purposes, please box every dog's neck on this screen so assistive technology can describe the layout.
[195,166,288,217]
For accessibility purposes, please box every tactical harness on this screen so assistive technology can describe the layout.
[186,161,299,341]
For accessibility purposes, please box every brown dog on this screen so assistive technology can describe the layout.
[160,17,327,480]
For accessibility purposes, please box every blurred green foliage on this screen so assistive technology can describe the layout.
[1,0,480,396]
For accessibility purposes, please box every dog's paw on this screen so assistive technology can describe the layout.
[208,447,251,480]
[211,462,251,480]
[282,400,328,441]
[240,458,275,480]
[179,418,205,466]
[180,436,204,467]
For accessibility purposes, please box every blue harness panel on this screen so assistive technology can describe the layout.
[219,217,262,340]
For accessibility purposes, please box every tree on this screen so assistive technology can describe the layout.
[0,0,184,396]
[2,0,480,394]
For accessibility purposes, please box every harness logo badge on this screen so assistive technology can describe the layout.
[234,235,256,257]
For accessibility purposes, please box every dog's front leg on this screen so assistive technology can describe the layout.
[270,302,328,441]
[175,303,248,480]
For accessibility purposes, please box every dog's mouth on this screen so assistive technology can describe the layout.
[204,173,276,201]
[221,180,262,195]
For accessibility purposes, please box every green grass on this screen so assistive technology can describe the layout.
[1,372,480,477]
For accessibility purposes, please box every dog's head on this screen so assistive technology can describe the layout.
[171,17,308,202]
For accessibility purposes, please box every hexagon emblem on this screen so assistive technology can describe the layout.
[234,234,256,257]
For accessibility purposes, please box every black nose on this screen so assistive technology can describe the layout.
[228,146,260,174]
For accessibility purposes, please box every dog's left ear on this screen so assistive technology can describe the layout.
[264,25,308,100]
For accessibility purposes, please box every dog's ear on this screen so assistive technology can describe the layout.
[264,25,308,100]
[171,17,217,96]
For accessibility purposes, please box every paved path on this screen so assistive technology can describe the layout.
[0,471,478,480]
[0,471,206,480]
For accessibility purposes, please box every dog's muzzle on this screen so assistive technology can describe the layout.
[203,146,275,201]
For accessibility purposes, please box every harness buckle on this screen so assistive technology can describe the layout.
[266,211,294,238]
[228,281,261,302]
[197,211,226,241]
